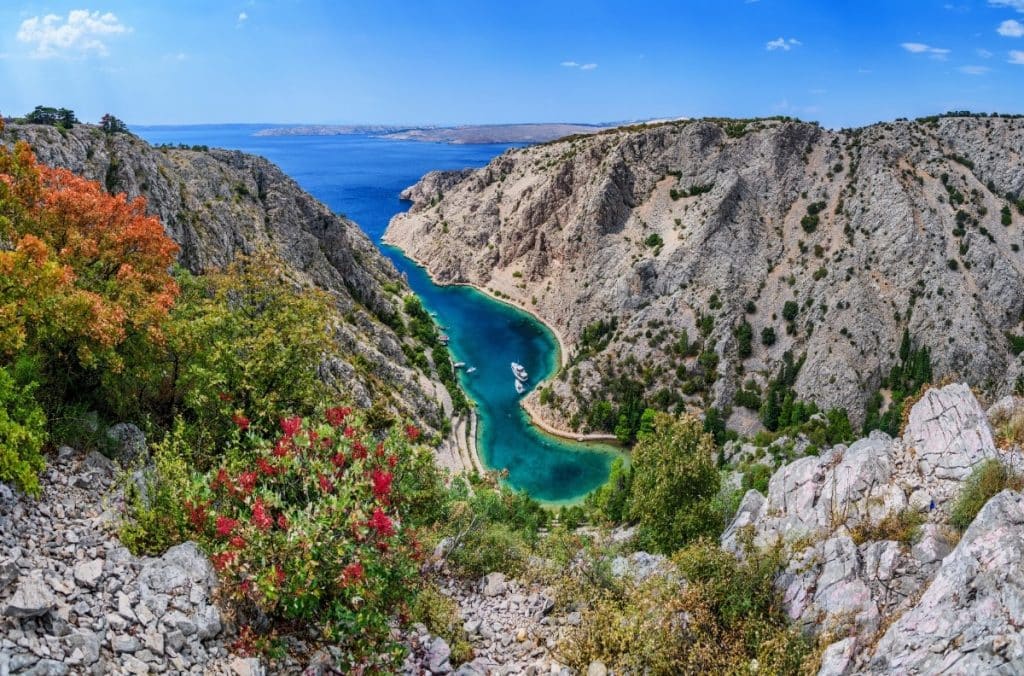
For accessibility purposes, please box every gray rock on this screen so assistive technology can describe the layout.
[427,636,452,673]
[65,630,101,665]
[0,557,19,591]
[818,637,857,676]
[73,560,104,589]
[111,634,141,653]
[3,578,57,618]
[482,572,507,597]
[81,451,115,477]
[587,661,608,676]
[865,491,1024,673]
[106,423,148,466]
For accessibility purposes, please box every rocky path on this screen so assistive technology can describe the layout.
[0,448,257,676]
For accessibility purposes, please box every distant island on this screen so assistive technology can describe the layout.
[253,122,612,144]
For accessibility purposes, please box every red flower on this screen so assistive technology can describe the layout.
[257,458,279,477]
[274,566,286,587]
[252,499,273,532]
[318,474,334,494]
[217,392,233,402]
[184,500,208,530]
[343,426,355,439]
[215,515,239,538]
[240,579,252,594]
[276,513,289,531]
[280,416,303,437]
[273,437,293,458]
[211,551,237,571]
[211,468,230,491]
[371,468,393,500]
[352,441,367,460]
[237,471,258,495]
[387,454,398,469]
[326,406,352,427]
[368,507,395,537]
[375,442,385,458]
[330,452,346,469]
[231,413,250,431]
[405,425,420,441]
[321,436,334,449]
[340,561,364,586]
[230,535,246,550]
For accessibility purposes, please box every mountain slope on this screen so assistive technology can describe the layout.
[3,122,451,437]
[385,115,1024,432]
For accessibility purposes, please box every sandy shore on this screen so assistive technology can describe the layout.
[387,245,619,445]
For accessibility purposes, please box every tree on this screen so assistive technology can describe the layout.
[100,113,129,135]
[782,301,799,322]
[761,326,777,346]
[735,321,753,358]
[628,413,720,553]
[899,327,911,363]
[23,106,78,128]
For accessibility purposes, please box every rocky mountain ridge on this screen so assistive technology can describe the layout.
[386,115,1024,433]
[2,123,452,438]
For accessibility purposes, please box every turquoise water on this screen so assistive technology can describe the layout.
[134,125,618,502]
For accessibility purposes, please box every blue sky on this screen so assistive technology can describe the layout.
[1,1,1023,128]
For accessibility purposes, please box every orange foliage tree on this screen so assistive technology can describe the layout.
[0,119,179,386]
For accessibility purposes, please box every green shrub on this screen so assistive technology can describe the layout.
[584,456,632,524]
[0,363,47,496]
[950,460,1024,531]
[122,408,445,669]
[782,301,799,322]
[628,414,720,553]
[644,233,664,248]
[761,326,777,346]
[742,463,772,495]
[408,584,473,665]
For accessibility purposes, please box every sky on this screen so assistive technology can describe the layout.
[0,1,1023,128]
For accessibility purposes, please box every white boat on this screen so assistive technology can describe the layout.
[511,362,528,381]
[514,380,525,394]
[466,366,477,373]
[453,362,466,369]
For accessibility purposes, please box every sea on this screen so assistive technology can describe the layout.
[133,124,619,503]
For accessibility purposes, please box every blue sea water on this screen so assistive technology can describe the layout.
[134,124,618,502]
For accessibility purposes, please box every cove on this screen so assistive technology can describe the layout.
[134,125,619,502]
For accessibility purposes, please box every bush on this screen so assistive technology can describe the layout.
[584,456,632,523]
[628,414,721,553]
[761,326,777,346]
[560,538,813,673]
[950,460,1024,531]
[850,508,924,544]
[408,584,473,665]
[782,301,799,322]
[122,408,445,669]
[741,463,772,495]
[0,363,47,496]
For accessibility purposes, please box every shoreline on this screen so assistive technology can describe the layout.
[383,239,620,446]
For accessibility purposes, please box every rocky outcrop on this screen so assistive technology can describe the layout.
[863,490,1024,674]
[2,122,449,434]
[386,116,1024,429]
[0,448,239,675]
[721,383,1024,674]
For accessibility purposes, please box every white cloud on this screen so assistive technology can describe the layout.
[580,63,597,70]
[998,19,1024,36]
[16,10,129,58]
[238,12,248,23]
[561,60,597,70]
[1010,49,1024,63]
[901,42,950,59]
[989,0,1024,12]
[959,64,990,74]
[766,37,801,51]
[163,52,187,62]
[978,48,994,57]
[560,61,579,67]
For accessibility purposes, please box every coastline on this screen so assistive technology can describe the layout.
[383,240,619,445]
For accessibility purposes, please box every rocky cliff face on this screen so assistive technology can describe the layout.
[721,383,1024,674]
[3,123,449,433]
[386,116,1024,430]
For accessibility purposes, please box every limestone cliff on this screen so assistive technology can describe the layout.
[385,116,1024,431]
[3,123,450,435]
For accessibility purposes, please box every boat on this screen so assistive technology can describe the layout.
[466,366,477,373]
[453,362,466,369]
[515,380,525,394]
[511,362,528,381]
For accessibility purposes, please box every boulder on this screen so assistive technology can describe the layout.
[482,572,507,597]
[865,490,1024,673]
[106,423,148,466]
[3,577,57,618]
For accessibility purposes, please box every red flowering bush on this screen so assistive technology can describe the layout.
[167,408,447,668]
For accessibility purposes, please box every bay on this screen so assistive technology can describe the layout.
[134,124,619,502]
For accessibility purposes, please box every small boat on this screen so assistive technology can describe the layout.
[515,380,525,394]
[511,362,529,381]
[453,362,466,369]
[466,366,477,373]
